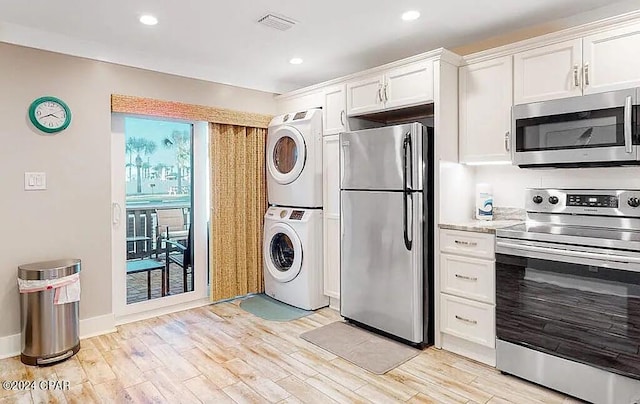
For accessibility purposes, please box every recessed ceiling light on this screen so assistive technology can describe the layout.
[139,15,158,26]
[289,57,303,65]
[401,10,420,21]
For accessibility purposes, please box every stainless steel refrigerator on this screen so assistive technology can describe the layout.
[340,122,433,345]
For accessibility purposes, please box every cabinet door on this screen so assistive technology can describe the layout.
[385,60,434,110]
[276,92,323,114]
[323,84,347,136]
[513,39,582,104]
[459,56,513,164]
[346,75,384,116]
[323,135,341,299]
[583,23,640,94]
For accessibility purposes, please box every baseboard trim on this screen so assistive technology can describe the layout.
[0,312,117,360]
[329,297,340,311]
[0,334,20,361]
[115,297,211,326]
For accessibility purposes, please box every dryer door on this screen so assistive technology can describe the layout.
[264,223,303,283]
[267,126,307,184]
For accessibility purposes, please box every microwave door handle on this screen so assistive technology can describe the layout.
[624,95,633,153]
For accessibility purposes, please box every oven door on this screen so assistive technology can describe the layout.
[496,238,640,381]
[512,88,637,167]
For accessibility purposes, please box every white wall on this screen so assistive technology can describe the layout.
[473,165,640,209]
[0,42,276,340]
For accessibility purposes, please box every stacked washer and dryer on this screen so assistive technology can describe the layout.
[263,108,329,310]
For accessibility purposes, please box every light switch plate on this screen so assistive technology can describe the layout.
[25,172,47,190]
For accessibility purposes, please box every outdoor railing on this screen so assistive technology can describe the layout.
[126,204,190,260]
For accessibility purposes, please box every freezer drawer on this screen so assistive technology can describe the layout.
[340,123,424,191]
[340,190,423,343]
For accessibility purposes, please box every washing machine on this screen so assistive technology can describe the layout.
[263,206,328,310]
[267,108,322,208]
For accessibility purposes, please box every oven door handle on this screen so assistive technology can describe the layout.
[624,95,632,154]
[497,241,640,265]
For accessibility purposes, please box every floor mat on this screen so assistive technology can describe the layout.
[239,294,312,322]
[300,321,420,374]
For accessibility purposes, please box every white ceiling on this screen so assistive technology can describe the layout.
[0,0,636,94]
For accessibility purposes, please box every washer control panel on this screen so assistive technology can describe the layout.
[289,210,305,220]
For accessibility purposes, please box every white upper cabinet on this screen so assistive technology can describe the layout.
[346,60,434,116]
[583,23,640,94]
[514,39,583,104]
[346,74,385,116]
[513,23,640,104]
[276,91,323,114]
[459,56,513,164]
[323,84,347,136]
[384,60,434,110]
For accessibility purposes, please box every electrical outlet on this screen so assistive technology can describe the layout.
[24,172,47,191]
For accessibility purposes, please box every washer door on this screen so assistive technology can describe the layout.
[267,126,306,185]
[264,223,303,283]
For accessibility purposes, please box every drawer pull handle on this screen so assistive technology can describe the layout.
[455,274,478,281]
[455,315,478,325]
[454,240,477,247]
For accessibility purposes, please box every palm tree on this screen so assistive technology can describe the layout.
[127,137,157,193]
[153,163,167,180]
[163,130,191,193]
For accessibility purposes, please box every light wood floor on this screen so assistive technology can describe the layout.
[0,299,580,404]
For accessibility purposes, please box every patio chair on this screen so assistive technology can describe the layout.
[155,208,189,255]
[163,225,194,294]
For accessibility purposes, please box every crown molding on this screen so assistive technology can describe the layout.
[276,47,463,100]
[462,9,640,65]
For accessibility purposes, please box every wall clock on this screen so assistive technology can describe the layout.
[28,96,72,134]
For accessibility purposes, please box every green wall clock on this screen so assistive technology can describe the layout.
[28,96,72,134]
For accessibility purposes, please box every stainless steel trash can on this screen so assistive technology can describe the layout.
[18,259,81,366]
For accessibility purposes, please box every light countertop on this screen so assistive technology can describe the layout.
[438,220,523,234]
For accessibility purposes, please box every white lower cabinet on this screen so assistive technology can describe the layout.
[439,229,496,366]
[440,294,495,348]
[323,135,340,299]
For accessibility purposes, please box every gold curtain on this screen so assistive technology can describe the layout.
[209,123,267,301]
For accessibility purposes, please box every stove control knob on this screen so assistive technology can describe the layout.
[549,196,559,205]
[532,195,543,204]
[628,197,640,208]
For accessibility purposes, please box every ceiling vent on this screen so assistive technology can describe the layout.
[258,14,297,31]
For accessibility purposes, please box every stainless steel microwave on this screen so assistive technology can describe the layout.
[511,88,638,167]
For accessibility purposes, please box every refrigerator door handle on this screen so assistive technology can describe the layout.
[402,132,413,251]
[403,191,413,250]
[403,132,413,191]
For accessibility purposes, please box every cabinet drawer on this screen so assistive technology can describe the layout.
[439,229,495,259]
[440,294,495,348]
[440,253,495,304]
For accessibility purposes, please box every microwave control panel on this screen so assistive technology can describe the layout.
[567,194,618,208]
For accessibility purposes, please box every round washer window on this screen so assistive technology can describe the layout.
[270,233,295,272]
[273,136,298,175]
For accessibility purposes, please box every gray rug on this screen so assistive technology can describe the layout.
[300,321,420,374]
[239,294,312,322]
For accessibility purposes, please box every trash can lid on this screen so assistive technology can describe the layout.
[18,259,81,280]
